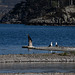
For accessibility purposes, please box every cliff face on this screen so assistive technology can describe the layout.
[0,0,75,25]
[29,6,75,25]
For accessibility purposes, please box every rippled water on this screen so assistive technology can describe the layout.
[0,63,75,73]
[0,24,75,54]
[0,24,75,73]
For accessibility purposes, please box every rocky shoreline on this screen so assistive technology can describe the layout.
[0,53,75,63]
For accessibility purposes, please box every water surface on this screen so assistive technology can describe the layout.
[0,62,75,73]
[0,24,75,54]
[0,24,75,73]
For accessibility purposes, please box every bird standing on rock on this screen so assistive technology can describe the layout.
[55,42,58,47]
[48,42,53,47]
[51,42,53,47]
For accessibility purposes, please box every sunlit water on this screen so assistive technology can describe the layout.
[0,24,75,54]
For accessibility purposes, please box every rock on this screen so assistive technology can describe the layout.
[0,54,75,63]
[0,0,75,25]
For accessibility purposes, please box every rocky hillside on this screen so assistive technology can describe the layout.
[0,0,75,25]
[0,0,25,5]
[0,0,25,19]
[29,6,75,25]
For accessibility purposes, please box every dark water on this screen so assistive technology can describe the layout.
[0,63,75,73]
[0,24,75,54]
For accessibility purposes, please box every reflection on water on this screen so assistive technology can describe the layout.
[0,62,75,73]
